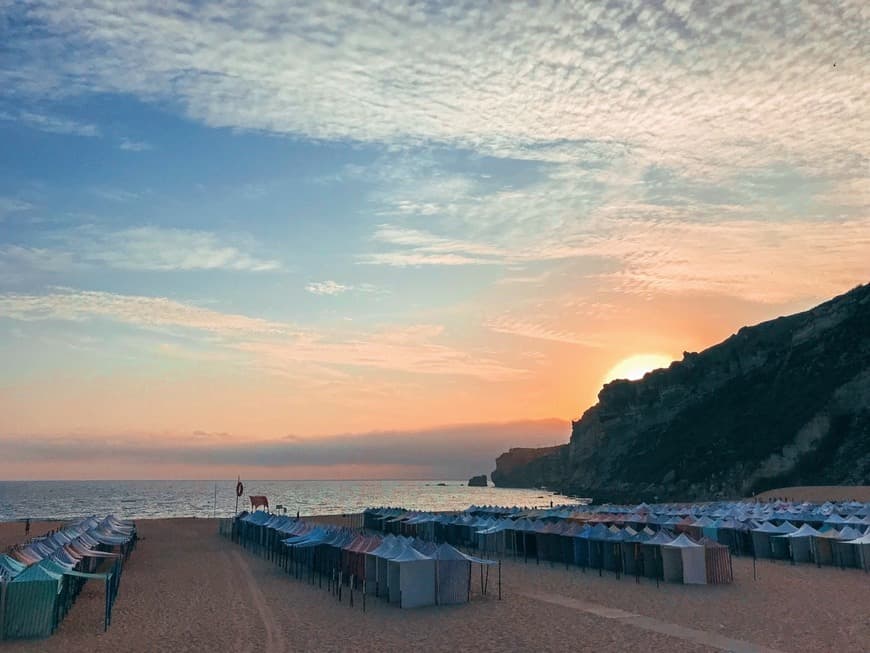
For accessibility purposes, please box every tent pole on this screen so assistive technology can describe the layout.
[498,561,502,600]
[0,581,6,640]
[104,575,110,632]
[467,561,471,602]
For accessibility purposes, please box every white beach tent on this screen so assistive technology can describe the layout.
[366,535,399,598]
[661,534,706,584]
[386,543,436,608]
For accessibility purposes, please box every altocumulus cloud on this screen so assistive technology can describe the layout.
[2,2,868,303]
[2,1,865,175]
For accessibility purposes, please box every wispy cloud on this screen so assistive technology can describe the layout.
[576,217,870,304]
[89,187,141,202]
[118,136,152,151]
[485,315,608,348]
[0,246,77,285]
[0,288,290,336]
[0,197,34,221]
[0,288,525,380]
[361,224,507,267]
[305,280,349,296]
[66,226,282,272]
[0,109,100,137]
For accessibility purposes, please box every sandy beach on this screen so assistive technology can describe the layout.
[2,517,868,653]
[755,486,870,503]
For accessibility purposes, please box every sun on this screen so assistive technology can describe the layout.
[603,353,674,386]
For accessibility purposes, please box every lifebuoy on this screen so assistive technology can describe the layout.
[236,481,244,497]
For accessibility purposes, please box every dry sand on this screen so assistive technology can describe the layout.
[0,521,64,552]
[754,485,870,503]
[1,517,868,653]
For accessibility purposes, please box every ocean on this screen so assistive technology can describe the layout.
[0,480,580,522]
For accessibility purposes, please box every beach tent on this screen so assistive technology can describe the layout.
[2,562,63,639]
[661,534,706,584]
[830,527,863,568]
[0,555,25,581]
[386,543,436,608]
[697,538,733,584]
[778,524,821,563]
[367,536,401,598]
[639,529,673,579]
[620,530,651,577]
[811,529,846,566]
[842,532,870,572]
[751,521,796,559]
[433,543,472,604]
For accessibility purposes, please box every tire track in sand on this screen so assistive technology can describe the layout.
[221,550,254,653]
[230,549,287,653]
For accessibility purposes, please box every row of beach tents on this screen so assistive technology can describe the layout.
[222,512,499,609]
[0,515,137,640]
[364,508,732,585]
[365,498,870,576]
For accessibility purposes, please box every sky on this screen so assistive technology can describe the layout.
[0,1,868,480]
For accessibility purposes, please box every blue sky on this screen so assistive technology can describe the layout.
[0,1,867,479]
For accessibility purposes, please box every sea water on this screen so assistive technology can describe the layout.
[0,480,580,521]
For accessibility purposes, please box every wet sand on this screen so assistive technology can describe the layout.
[1,517,867,652]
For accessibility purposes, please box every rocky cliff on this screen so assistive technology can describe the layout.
[492,284,870,502]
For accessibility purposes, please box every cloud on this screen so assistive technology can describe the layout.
[1,2,865,305]
[89,187,141,202]
[233,329,523,381]
[0,288,525,380]
[306,280,349,296]
[0,288,291,336]
[360,224,508,266]
[0,197,34,221]
[2,1,865,178]
[0,246,78,285]
[575,217,870,304]
[0,418,570,479]
[0,109,100,137]
[485,315,608,348]
[118,136,152,151]
[66,225,282,272]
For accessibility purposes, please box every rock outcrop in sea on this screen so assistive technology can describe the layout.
[467,474,488,487]
[491,283,870,502]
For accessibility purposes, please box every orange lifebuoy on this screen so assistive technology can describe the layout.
[236,481,244,497]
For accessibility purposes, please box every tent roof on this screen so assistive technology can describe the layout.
[663,533,702,548]
[390,542,432,562]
